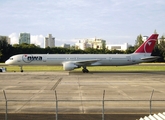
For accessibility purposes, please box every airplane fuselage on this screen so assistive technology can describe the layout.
[6,53,145,66]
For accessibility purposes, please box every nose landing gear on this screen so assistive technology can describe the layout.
[20,66,23,72]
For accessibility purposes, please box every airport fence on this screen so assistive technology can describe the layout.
[1,90,165,120]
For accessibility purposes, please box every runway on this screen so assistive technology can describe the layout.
[0,71,165,119]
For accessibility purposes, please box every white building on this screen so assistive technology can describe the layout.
[158,36,165,44]
[44,34,55,48]
[142,36,148,42]
[75,38,106,50]
[19,33,30,44]
[61,44,70,49]
[106,43,129,51]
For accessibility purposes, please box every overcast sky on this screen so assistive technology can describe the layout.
[0,0,165,47]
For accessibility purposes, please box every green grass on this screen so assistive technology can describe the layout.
[87,66,165,71]
[2,65,165,72]
[4,66,63,72]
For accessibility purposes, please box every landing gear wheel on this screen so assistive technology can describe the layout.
[82,68,89,73]
[20,66,23,72]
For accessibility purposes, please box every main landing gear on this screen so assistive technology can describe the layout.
[82,66,89,73]
[20,66,23,72]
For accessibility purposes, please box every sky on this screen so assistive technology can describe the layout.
[0,0,165,47]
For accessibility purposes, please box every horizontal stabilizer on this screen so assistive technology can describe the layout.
[141,56,160,61]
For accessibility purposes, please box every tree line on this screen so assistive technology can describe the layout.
[0,35,165,62]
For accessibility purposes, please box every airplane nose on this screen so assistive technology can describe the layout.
[5,60,10,65]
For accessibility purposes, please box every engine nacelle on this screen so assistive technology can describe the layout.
[63,62,78,71]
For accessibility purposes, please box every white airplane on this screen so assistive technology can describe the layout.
[5,34,159,73]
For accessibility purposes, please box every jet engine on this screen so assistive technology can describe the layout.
[63,62,79,71]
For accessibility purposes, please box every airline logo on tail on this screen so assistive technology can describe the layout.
[134,34,158,53]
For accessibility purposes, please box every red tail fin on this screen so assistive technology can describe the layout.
[134,34,158,53]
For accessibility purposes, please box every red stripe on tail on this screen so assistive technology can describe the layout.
[134,34,158,53]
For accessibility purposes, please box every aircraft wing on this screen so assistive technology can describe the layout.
[74,59,101,66]
[141,56,160,61]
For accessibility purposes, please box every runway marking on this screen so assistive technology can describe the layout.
[51,78,62,90]
[78,77,85,113]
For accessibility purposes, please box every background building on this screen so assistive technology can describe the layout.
[61,44,70,49]
[44,34,55,48]
[142,36,148,42]
[106,43,129,51]
[75,38,106,50]
[158,36,165,44]
[19,33,30,44]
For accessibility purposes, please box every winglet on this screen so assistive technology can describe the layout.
[134,34,159,53]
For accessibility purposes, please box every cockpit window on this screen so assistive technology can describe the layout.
[10,58,13,60]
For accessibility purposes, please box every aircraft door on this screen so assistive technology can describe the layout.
[43,56,47,62]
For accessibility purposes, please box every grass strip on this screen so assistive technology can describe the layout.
[2,65,165,72]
